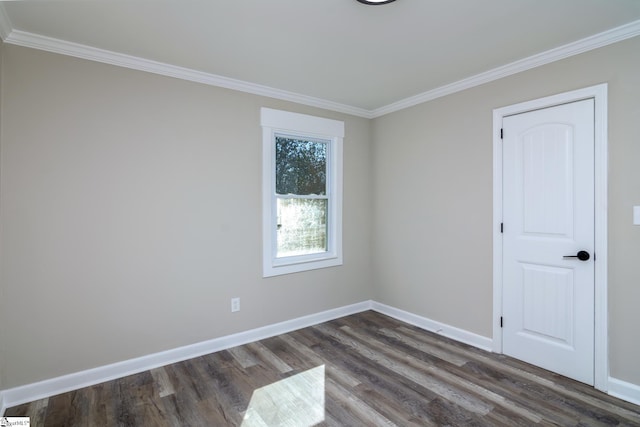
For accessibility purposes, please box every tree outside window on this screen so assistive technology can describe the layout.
[261,108,343,277]
[275,136,329,257]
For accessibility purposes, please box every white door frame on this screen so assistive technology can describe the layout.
[492,84,608,391]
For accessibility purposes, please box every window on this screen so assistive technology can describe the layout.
[261,108,344,277]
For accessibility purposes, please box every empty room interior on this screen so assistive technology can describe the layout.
[1,0,640,425]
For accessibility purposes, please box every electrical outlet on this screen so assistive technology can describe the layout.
[231,297,240,312]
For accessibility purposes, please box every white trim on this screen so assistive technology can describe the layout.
[3,301,636,414]
[608,377,640,406]
[261,108,344,277]
[492,111,504,355]
[371,20,640,117]
[0,301,372,410]
[0,14,638,118]
[592,85,609,391]
[0,390,6,416]
[260,108,345,137]
[371,301,493,352]
[2,30,372,119]
[492,84,609,391]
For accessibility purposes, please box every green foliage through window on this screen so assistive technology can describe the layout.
[274,135,329,258]
[261,107,343,275]
[275,136,327,195]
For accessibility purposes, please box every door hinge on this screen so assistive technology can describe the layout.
[500,223,503,233]
[500,128,503,139]
[500,316,503,328]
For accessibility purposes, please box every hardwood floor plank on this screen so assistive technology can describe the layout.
[242,365,325,426]
[325,376,397,426]
[398,324,640,425]
[342,325,544,423]
[444,359,581,426]
[4,401,30,417]
[196,352,251,424]
[424,397,487,427]
[228,345,260,369]
[159,393,193,426]
[278,333,362,388]
[42,392,74,426]
[294,327,441,424]
[313,322,494,416]
[246,341,293,374]
[84,383,111,427]
[377,327,470,367]
[260,336,310,367]
[323,392,372,427]
[353,384,439,427]
[30,398,50,426]
[160,362,213,426]
[5,311,640,426]
[115,371,167,427]
[150,366,175,398]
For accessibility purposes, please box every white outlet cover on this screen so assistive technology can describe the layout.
[634,206,640,225]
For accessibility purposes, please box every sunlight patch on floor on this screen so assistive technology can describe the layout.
[241,365,325,427]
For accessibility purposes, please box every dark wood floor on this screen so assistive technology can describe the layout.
[6,311,640,426]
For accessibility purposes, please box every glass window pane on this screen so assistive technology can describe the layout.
[275,136,327,195]
[277,198,327,257]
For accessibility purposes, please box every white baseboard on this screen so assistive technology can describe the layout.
[0,389,6,416]
[7,300,637,415]
[371,301,493,352]
[0,300,372,411]
[608,376,640,406]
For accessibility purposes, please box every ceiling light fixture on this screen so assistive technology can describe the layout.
[356,0,397,5]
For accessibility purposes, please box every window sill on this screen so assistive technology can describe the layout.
[263,255,342,277]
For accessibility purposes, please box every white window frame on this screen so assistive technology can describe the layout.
[261,108,344,277]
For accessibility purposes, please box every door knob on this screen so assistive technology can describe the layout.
[563,250,590,261]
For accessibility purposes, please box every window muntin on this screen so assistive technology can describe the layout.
[261,108,343,277]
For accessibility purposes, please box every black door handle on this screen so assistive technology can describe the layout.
[563,250,590,261]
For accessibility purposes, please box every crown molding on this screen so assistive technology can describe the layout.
[0,12,638,119]
[3,29,373,119]
[370,19,640,118]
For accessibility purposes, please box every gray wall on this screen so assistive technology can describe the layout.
[1,35,639,391]
[0,44,373,388]
[371,36,640,385]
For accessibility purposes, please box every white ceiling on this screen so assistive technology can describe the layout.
[1,0,640,116]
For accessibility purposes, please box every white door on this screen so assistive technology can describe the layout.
[502,99,595,385]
